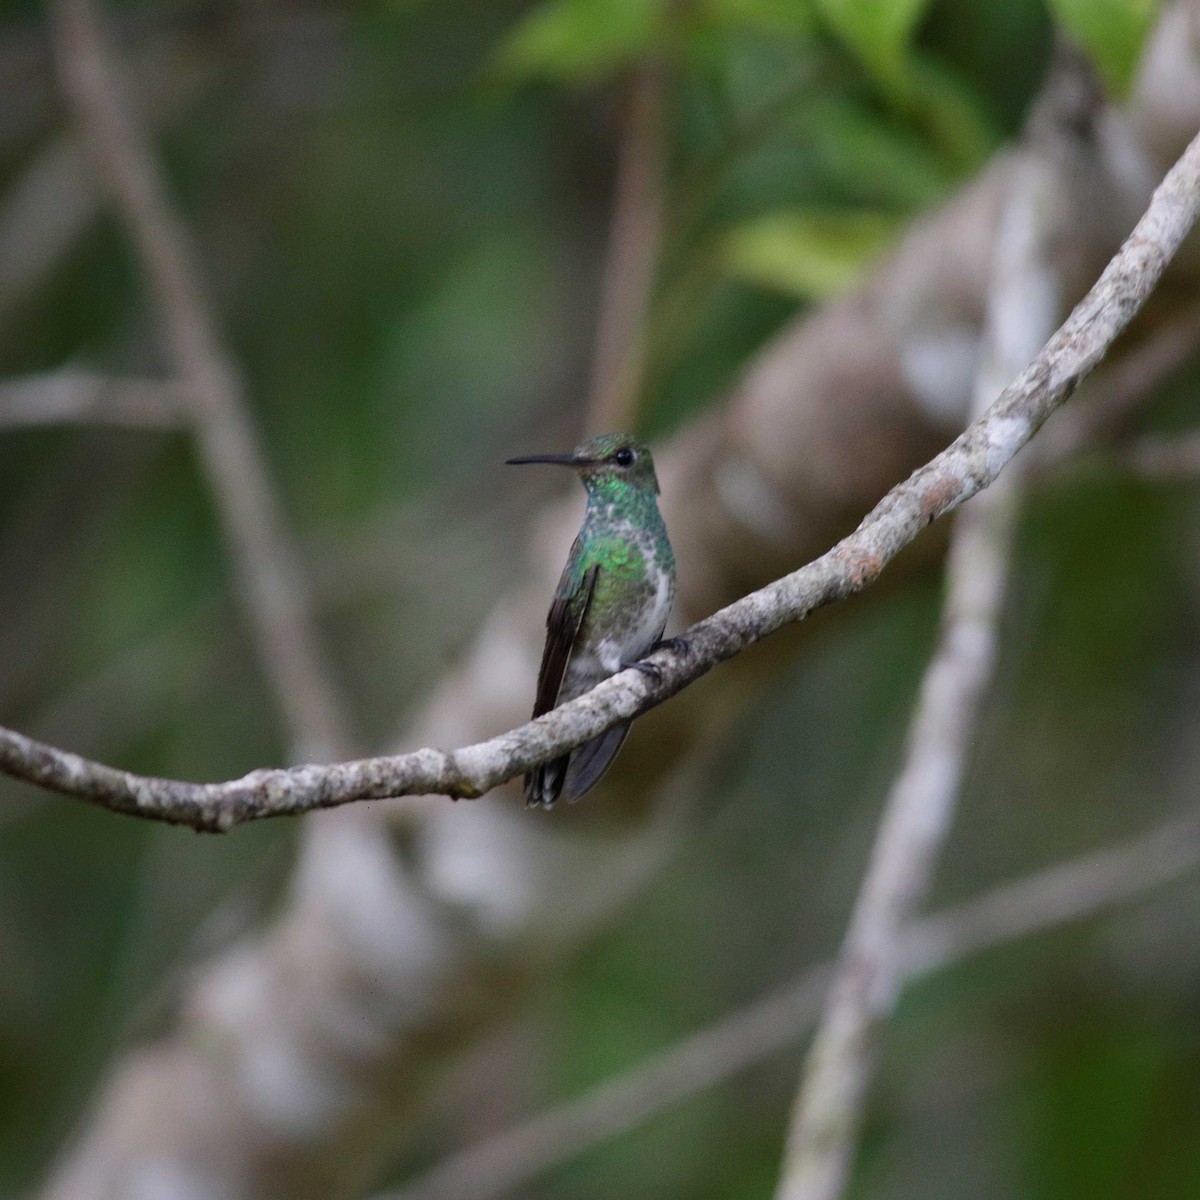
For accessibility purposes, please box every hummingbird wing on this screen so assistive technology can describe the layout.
[531,561,600,720]
[526,563,601,807]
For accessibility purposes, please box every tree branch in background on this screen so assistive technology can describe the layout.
[774,78,1075,1200]
[0,137,104,327]
[5,117,1200,829]
[383,808,1200,1200]
[1119,431,1200,477]
[585,64,668,432]
[52,0,352,762]
[0,29,214,327]
[0,369,182,428]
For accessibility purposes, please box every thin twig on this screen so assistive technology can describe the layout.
[0,369,182,428]
[3,124,1200,829]
[52,0,352,762]
[585,64,668,432]
[380,809,1200,1200]
[774,129,1067,1200]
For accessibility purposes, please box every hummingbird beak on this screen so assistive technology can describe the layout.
[505,453,595,467]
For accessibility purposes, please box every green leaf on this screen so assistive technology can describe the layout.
[722,207,903,299]
[697,0,817,40]
[813,0,933,82]
[491,0,667,84]
[1047,0,1159,94]
[802,97,955,208]
[902,55,998,172]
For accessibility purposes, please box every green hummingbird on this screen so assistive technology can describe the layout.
[507,432,678,808]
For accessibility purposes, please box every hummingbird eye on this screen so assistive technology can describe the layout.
[613,447,636,467]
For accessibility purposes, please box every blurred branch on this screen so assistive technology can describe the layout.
[774,76,1077,1200]
[52,0,352,762]
[1118,431,1200,477]
[0,34,213,328]
[0,369,182,429]
[0,137,101,328]
[384,808,1200,1200]
[585,65,667,432]
[5,121,1200,828]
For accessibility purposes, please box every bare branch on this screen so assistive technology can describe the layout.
[585,65,668,432]
[774,81,1075,1200]
[0,369,182,429]
[382,810,1200,1200]
[52,0,352,761]
[4,122,1200,830]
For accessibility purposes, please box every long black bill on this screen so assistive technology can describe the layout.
[505,453,595,467]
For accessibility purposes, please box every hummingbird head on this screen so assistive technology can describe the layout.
[507,433,661,496]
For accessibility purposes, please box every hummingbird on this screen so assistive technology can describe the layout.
[507,433,677,808]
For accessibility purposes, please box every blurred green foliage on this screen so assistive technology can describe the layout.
[721,207,905,298]
[815,0,932,85]
[2,1,1198,1198]
[1047,0,1159,93]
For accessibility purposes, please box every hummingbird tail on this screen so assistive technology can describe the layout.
[524,722,631,808]
[524,756,568,808]
[563,722,630,803]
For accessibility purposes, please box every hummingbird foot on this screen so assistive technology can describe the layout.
[650,635,689,656]
[624,662,662,681]
[623,657,664,684]
[624,636,689,684]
